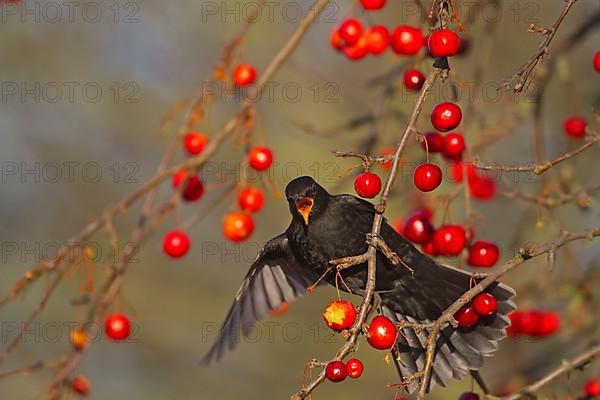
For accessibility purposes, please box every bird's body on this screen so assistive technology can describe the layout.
[203,176,515,392]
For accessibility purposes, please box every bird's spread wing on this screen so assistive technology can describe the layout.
[201,234,318,364]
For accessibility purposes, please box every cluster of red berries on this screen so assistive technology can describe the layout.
[398,210,499,266]
[321,300,398,383]
[506,310,560,337]
[222,147,273,242]
[330,10,462,64]
[454,293,498,328]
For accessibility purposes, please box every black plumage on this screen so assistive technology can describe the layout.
[203,176,515,392]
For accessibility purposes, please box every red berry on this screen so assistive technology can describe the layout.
[468,174,497,200]
[163,230,191,258]
[403,68,425,91]
[172,170,204,202]
[594,51,600,73]
[414,163,442,192]
[390,26,423,55]
[365,26,389,55]
[183,132,208,156]
[105,313,131,341]
[71,375,91,396]
[403,212,434,244]
[325,361,348,382]
[431,102,462,132]
[421,132,444,153]
[584,379,600,396]
[248,146,273,171]
[223,212,254,243]
[238,187,265,213]
[506,311,522,336]
[536,311,560,337]
[344,34,369,60]
[428,29,461,57]
[433,225,466,256]
[360,0,386,10]
[468,241,499,267]
[322,300,357,332]
[392,218,404,235]
[232,64,256,87]
[518,311,543,336]
[367,315,397,350]
[339,18,363,45]
[459,392,480,400]
[472,293,498,316]
[564,116,587,138]
[454,304,479,328]
[346,358,364,379]
[354,172,382,198]
[442,133,465,159]
[421,240,438,256]
[331,30,345,51]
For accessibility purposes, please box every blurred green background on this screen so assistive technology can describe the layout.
[1,0,599,399]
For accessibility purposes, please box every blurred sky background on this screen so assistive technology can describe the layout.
[1,0,600,399]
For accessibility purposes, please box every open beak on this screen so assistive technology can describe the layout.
[295,197,314,225]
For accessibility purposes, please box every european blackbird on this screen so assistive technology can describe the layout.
[203,176,515,392]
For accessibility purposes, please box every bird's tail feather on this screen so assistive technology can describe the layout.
[382,280,515,393]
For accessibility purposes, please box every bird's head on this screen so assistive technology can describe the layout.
[285,176,330,225]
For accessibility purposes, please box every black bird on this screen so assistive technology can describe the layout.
[203,176,515,392]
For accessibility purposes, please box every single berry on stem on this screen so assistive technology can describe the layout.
[163,230,191,258]
[472,293,498,316]
[354,172,382,198]
[442,132,465,160]
[390,26,422,55]
[414,163,442,192]
[339,18,363,45]
[346,358,364,379]
[248,146,273,171]
[238,187,265,213]
[433,224,466,256]
[403,212,434,244]
[325,361,348,382]
[563,116,587,138]
[322,300,357,332]
[365,26,389,55]
[223,212,255,242]
[71,375,91,396]
[468,241,499,267]
[428,29,461,57]
[431,102,462,132]
[367,315,397,350]
[232,64,256,87]
[105,313,131,341]
[403,68,425,91]
[183,132,208,156]
[454,304,479,328]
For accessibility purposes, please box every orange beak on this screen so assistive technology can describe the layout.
[295,197,314,225]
